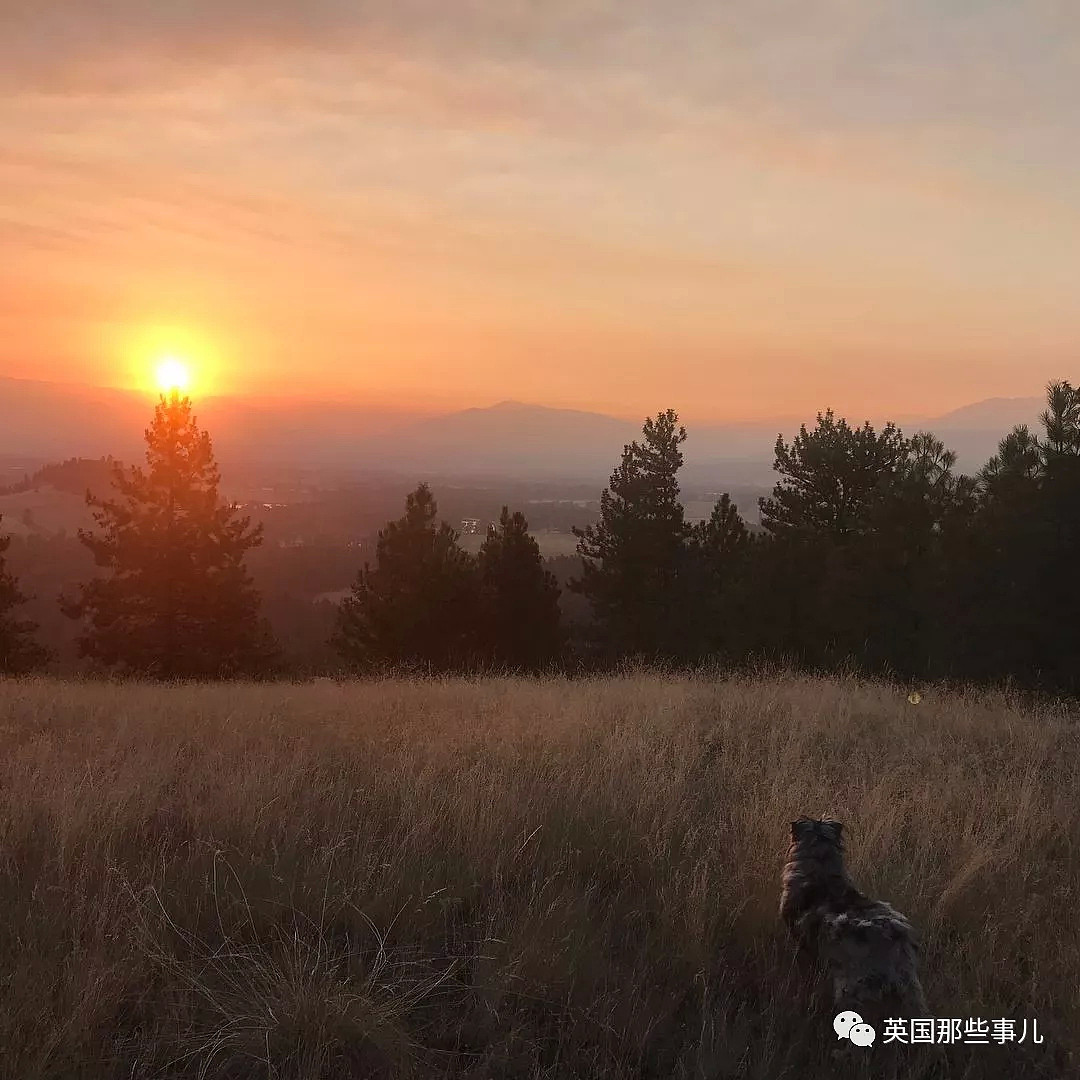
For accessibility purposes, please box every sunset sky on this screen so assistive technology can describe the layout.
[3,1,1079,422]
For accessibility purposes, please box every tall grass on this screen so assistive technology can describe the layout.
[0,672,1075,1078]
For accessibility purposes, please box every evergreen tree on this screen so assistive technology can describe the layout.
[752,411,977,674]
[335,484,479,672]
[961,381,1080,690]
[978,425,1042,498]
[62,393,276,678]
[752,411,906,669]
[1037,382,1080,688]
[1039,380,1080,465]
[570,410,689,660]
[476,506,563,670]
[953,421,1046,683]
[759,410,909,542]
[0,519,48,673]
[682,493,752,661]
[690,493,751,561]
[853,432,971,677]
[737,526,832,669]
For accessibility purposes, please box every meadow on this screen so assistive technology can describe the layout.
[0,671,1075,1079]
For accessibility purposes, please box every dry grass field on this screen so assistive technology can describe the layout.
[0,671,1075,1079]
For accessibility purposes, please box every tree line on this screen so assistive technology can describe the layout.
[1,384,1078,692]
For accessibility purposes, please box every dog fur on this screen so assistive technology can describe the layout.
[780,817,927,1021]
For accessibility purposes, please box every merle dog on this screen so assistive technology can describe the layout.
[781,817,927,1024]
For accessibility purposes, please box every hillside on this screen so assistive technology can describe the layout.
[0,456,119,497]
[928,396,1044,431]
[0,673,1072,1079]
[0,486,95,538]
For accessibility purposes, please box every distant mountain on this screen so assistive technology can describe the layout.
[354,400,816,485]
[925,397,1043,432]
[0,377,1053,482]
[916,397,1045,472]
[358,400,640,479]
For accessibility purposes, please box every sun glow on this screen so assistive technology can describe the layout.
[156,356,192,394]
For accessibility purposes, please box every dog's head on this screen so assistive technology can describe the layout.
[781,817,849,924]
[789,816,845,852]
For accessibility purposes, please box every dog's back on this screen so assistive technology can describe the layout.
[823,905,927,1019]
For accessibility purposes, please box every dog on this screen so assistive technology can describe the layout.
[780,817,927,1024]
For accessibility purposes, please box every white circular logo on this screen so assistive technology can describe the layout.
[833,1011,862,1039]
[849,1023,877,1047]
[834,1011,876,1046]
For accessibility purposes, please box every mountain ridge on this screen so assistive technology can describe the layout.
[0,376,1052,478]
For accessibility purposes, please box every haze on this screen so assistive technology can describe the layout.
[3,1,1079,423]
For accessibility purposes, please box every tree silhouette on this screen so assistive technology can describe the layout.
[970,381,1080,688]
[759,410,909,542]
[978,425,1041,497]
[334,484,479,672]
[682,493,752,661]
[0,518,48,673]
[1039,381,1080,465]
[1037,381,1080,688]
[752,412,975,673]
[477,506,563,671]
[62,393,276,678]
[930,381,1080,689]
[570,410,690,660]
[853,431,972,677]
[750,412,901,668]
[954,417,1046,682]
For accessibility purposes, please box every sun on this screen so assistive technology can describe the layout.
[155,356,192,394]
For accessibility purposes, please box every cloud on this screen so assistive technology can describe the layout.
[3,2,622,94]
[5,1,1078,138]
[5,2,1080,233]
[3,0,1080,413]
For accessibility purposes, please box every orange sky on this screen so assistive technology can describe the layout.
[3,2,1079,423]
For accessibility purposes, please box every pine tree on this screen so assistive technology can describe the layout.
[854,432,971,677]
[755,410,918,672]
[1036,381,1080,689]
[477,506,563,671]
[0,520,48,673]
[690,493,751,564]
[570,409,689,660]
[972,381,1080,689]
[334,484,479,672]
[62,393,276,678]
[682,494,751,660]
[952,421,1047,683]
[759,410,909,542]
[931,385,1080,689]
[978,424,1042,499]
[1039,381,1080,466]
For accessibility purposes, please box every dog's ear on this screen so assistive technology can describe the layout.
[789,817,811,839]
[821,819,844,843]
